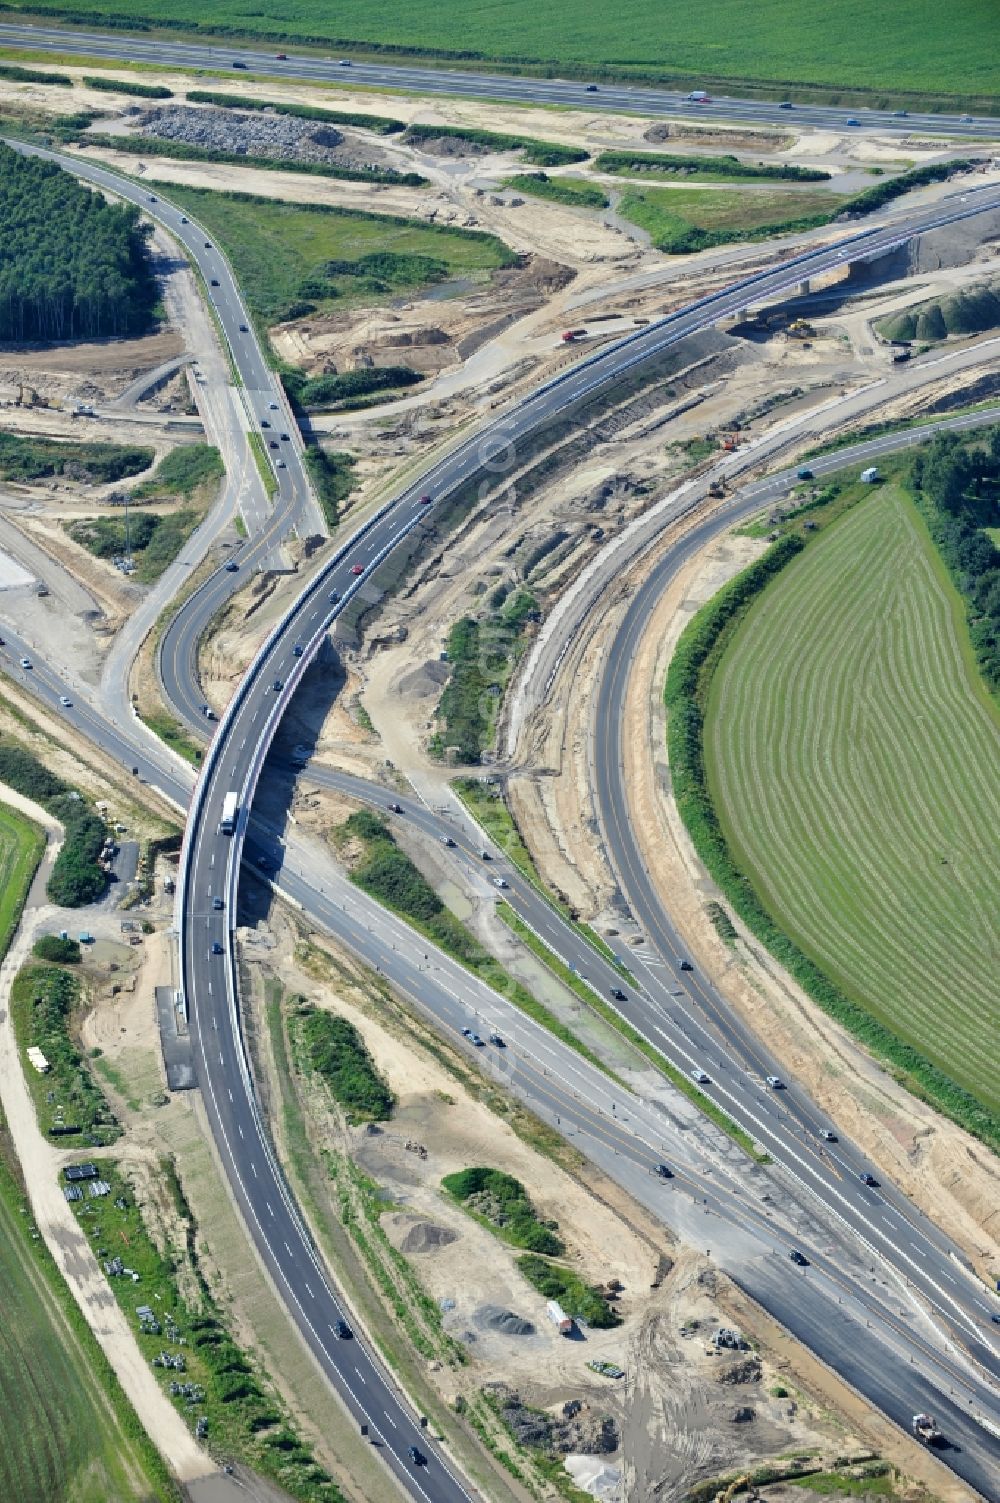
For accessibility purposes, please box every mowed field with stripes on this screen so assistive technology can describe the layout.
[705,485,1000,1110]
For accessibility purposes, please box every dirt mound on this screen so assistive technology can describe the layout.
[406,132,488,158]
[643,121,789,152]
[399,1220,459,1255]
[474,1304,536,1337]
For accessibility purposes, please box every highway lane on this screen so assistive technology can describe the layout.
[6,143,1000,1488]
[0,21,999,136]
[7,602,1000,1493]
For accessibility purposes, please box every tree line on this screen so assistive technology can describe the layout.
[912,426,1000,691]
[0,143,156,342]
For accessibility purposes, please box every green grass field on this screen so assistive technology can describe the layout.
[160,185,515,328]
[13,2,998,103]
[0,1159,173,1503]
[704,485,1000,1111]
[617,184,842,252]
[0,802,44,960]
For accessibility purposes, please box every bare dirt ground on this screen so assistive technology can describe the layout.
[248,910,874,1501]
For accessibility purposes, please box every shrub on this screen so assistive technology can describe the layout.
[33,934,82,964]
[84,74,172,98]
[516,1254,621,1327]
[297,1007,395,1122]
[442,1166,564,1254]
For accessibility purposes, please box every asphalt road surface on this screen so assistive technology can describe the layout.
[3,147,999,1494]
[0,21,998,136]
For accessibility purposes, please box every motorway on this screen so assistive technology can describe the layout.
[1,20,999,137]
[3,145,1000,1494]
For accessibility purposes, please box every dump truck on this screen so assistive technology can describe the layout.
[561,328,586,343]
[220,792,239,835]
[911,1413,943,1446]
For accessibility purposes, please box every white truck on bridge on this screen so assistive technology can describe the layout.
[219,791,239,835]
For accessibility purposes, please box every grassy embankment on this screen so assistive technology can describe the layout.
[497,904,768,1160]
[0,795,173,1502]
[452,777,629,973]
[8,1,996,107]
[501,173,609,208]
[668,463,1000,1144]
[430,588,538,763]
[11,962,120,1145]
[0,740,108,907]
[596,149,830,183]
[615,159,972,254]
[330,809,620,1081]
[65,1159,347,1502]
[157,185,517,331]
[66,443,224,585]
[616,183,842,253]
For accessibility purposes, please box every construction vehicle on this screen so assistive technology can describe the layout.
[787,319,815,339]
[721,433,739,452]
[911,1413,943,1446]
[561,328,586,343]
[708,481,726,499]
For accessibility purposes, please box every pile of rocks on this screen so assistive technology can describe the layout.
[132,105,388,173]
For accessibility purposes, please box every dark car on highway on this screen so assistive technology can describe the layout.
[789,1249,809,1266]
[859,1171,879,1187]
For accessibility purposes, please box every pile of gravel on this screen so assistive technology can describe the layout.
[474,1304,536,1337]
[131,104,390,173]
[399,1220,458,1255]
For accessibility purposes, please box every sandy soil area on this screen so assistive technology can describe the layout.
[255,914,862,1498]
[0,802,211,1483]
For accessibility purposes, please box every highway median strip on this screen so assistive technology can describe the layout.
[497,904,769,1163]
[330,809,625,1087]
[453,777,635,982]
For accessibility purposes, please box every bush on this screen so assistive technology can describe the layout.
[0,741,108,908]
[844,158,974,217]
[443,1166,564,1255]
[132,443,224,498]
[516,1254,621,1327]
[33,934,82,964]
[0,63,71,85]
[300,447,357,530]
[0,431,153,484]
[502,172,609,208]
[596,149,830,182]
[297,1007,395,1122]
[84,74,172,98]
[285,365,422,410]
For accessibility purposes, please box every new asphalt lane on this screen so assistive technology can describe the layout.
[3,147,1000,1493]
[0,21,999,137]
